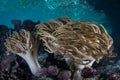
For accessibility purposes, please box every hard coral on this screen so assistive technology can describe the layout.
[35,19,113,71]
[81,67,97,78]
[4,29,41,75]
[22,20,40,32]
[57,70,71,80]
[11,20,21,30]
[47,65,59,76]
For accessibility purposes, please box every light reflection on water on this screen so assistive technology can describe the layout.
[0,0,112,33]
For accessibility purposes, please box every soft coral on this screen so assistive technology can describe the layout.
[4,29,41,75]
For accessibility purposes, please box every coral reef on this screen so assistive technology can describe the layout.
[0,17,118,80]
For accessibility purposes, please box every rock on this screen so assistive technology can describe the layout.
[22,20,40,31]
[0,25,10,55]
[11,20,21,30]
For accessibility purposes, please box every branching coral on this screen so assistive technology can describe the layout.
[4,29,41,75]
[35,19,113,71]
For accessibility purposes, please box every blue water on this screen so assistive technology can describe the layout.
[0,0,112,33]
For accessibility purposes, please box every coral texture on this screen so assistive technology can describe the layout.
[3,17,114,80]
[4,29,41,75]
[35,19,113,70]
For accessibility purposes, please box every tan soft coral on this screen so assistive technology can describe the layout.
[53,22,113,66]
[4,29,41,75]
[35,17,72,51]
[35,17,72,34]
[35,19,113,70]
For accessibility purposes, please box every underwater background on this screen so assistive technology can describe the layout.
[0,0,120,34]
[0,0,114,31]
[0,0,120,80]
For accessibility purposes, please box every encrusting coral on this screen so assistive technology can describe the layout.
[35,19,113,71]
[4,29,41,75]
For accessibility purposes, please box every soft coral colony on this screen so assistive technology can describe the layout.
[4,29,41,74]
[4,17,113,77]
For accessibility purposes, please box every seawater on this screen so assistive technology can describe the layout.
[0,0,112,34]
